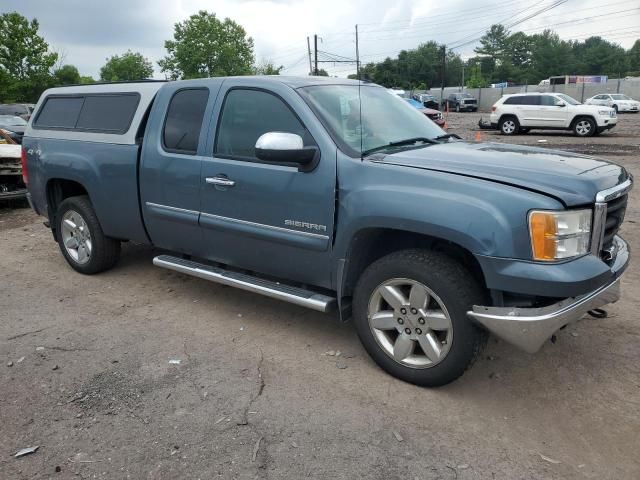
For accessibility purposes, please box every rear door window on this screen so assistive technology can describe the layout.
[504,97,523,105]
[162,88,210,155]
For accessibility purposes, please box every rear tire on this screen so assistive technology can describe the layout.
[499,116,519,135]
[352,249,487,387]
[612,105,618,114]
[55,195,120,274]
[573,117,596,137]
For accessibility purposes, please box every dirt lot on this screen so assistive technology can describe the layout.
[2,114,640,479]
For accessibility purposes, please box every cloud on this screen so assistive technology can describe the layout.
[1,0,638,79]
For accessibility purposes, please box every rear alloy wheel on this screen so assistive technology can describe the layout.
[56,195,120,274]
[353,249,487,387]
[574,117,595,137]
[499,116,519,135]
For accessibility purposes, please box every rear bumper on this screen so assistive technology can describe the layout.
[468,235,628,353]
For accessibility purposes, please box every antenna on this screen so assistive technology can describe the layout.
[359,74,363,160]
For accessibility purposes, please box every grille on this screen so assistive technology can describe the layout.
[603,194,627,249]
[463,99,477,104]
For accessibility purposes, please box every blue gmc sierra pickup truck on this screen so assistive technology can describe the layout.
[21,76,631,386]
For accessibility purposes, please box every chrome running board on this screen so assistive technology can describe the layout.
[153,255,336,313]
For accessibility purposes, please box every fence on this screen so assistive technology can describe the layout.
[418,78,640,112]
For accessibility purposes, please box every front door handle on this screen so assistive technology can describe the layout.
[206,176,236,187]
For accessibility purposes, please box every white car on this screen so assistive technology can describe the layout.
[585,93,640,113]
[490,93,617,137]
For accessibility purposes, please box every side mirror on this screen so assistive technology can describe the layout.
[255,132,319,172]
[556,101,566,107]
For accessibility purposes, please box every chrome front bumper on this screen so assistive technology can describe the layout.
[467,236,628,353]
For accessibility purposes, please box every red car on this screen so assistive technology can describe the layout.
[405,98,446,128]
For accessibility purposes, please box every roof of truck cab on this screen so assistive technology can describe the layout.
[25,77,375,145]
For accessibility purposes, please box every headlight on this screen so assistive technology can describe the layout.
[529,209,591,261]
[598,109,611,115]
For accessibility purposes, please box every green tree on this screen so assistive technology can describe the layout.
[53,64,81,85]
[572,37,628,77]
[159,11,254,79]
[628,40,640,73]
[100,50,153,81]
[253,61,283,75]
[312,68,329,76]
[475,25,509,63]
[79,75,95,84]
[0,12,58,102]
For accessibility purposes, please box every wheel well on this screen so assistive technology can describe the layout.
[498,114,517,125]
[570,115,595,128]
[341,228,487,302]
[46,179,89,237]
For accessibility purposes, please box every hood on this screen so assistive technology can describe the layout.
[373,141,628,206]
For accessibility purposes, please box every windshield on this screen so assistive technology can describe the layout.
[611,94,631,100]
[459,93,473,98]
[0,115,27,126]
[556,94,580,105]
[299,85,444,157]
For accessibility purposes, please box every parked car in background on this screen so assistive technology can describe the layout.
[0,142,26,200]
[0,103,35,121]
[404,98,446,127]
[442,93,477,112]
[0,115,27,144]
[412,93,439,110]
[490,93,617,137]
[585,94,639,113]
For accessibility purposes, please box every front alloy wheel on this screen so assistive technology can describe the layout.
[352,249,487,387]
[368,279,453,367]
[574,118,595,137]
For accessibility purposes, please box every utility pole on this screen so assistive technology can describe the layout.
[314,34,318,75]
[355,24,360,79]
[440,45,446,104]
[307,36,313,75]
[461,63,465,92]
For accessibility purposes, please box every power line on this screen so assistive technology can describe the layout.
[449,0,570,50]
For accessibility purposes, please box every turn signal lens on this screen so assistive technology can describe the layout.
[529,210,592,261]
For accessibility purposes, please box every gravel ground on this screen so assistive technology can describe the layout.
[1,114,640,479]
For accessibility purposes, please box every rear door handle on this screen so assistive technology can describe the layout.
[206,176,236,187]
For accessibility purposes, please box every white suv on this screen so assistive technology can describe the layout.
[490,93,617,137]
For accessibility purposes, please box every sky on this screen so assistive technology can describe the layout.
[2,0,639,79]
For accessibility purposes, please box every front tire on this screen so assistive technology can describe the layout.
[55,195,120,274]
[455,104,460,113]
[353,249,487,387]
[573,117,596,137]
[499,116,519,135]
